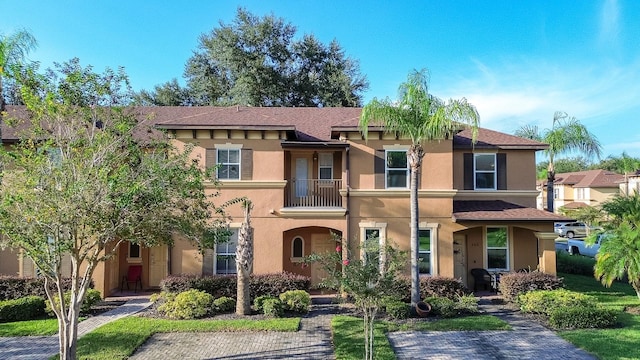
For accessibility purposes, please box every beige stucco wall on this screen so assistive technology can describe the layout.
[0,248,20,276]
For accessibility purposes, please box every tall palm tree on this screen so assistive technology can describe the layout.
[515,112,602,213]
[359,69,479,307]
[0,29,37,112]
[235,199,253,315]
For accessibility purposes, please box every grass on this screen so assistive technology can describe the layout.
[73,315,300,360]
[332,313,510,360]
[0,318,59,336]
[558,272,640,360]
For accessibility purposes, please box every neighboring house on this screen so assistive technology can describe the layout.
[1,105,568,295]
[620,170,640,196]
[537,169,624,213]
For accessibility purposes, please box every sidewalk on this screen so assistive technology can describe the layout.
[0,297,152,360]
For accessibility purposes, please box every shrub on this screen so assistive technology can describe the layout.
[45,289,102,317]
[519,289,597,316]
[158,289,213,319]
[424,296,458,318]
[556,250,596,276]
[0,296,46,322]
[384,299,410,320]
[499,272,564,303]
[253,295,278,312]
[160,272,311,301]
[420,276,469,300]
[213,296,236,313]
[549,305,618,329]
[456,294,480,314]
[0,276,93,301]
[262,298,284,317]
[279,290,311,313]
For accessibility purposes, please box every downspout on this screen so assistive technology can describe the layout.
[345,145,351,243]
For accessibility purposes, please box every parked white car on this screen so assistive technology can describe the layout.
[555,222,602,239]
[567,233,609,257]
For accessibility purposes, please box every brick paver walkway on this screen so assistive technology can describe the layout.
[129,301,337,360]
[0,297,152,360]
[387,299,597,360]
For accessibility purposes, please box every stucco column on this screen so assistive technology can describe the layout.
[534,232,558,275]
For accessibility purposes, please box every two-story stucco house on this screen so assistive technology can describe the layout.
[1,106,568,296]
[537,169,624,213]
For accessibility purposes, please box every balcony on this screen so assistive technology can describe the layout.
[285,179,343,208]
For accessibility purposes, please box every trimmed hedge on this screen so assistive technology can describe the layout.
[0,296,46,322]
[158,289,213,319]
[499,272,564,303]
[518,289,597,315]
[556,250,596,276]
[160,272,310,300]
[384,299,410,320]
[279,290,311,313]
[423,295,479,318]
[0,276,94,301]
[262,298,284,317]
[549,305,618,329]
[213,296,236,313]
[45,289,102,317]
[386,276,470,302]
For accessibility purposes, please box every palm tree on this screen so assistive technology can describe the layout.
[235,199,253,315]
[515,112,602,213]
[0,29,37,112]
[359,69,479,307]
[605,152,640,196]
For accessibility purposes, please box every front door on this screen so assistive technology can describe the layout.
[453,234,467,287]
[310,234,336,287]
[295,158,309,198]
[148,245,168,288]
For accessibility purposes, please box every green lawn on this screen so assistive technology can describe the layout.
[0,318,59,336]
[332,313,510,360]
[72,316,300,360]
[558,272,640,360]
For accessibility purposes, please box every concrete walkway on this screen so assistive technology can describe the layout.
[0,297,152,360]
[387,299,597,360]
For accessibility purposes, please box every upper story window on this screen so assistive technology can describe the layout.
[474,154,496,190]
[217,149,240,180]
[386,150,409,188]
[486,227,509,271]
[575,188,585,200]
[553,187,560,199]
[318,153,333,180]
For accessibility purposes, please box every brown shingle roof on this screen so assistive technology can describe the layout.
[454,128,548,150]
[551,169,624,188]
[4,105,547,149]
[453,200,571,221]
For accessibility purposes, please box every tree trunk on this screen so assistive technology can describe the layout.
[44,274,87,360]
[408,145,423,308]
[236,200,254,315]
[546,170,555,213]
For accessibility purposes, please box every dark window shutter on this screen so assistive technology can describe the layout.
[241,149,253,180]
[202,249,214,275]
[463,153,474,190]
[206,149,217,169]
[374,150,385,189]
[497,153,507,190]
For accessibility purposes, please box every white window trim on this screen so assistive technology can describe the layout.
[474,153,497,190]
[290,236,305,263]
[385,149,409,189]
[485,226,510,271]
[214,225,240,275]
[318,153,334,180]
[418,222,439,275]
[359,221,387,269]
[214,144,243,181]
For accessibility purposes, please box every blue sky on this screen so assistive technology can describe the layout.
[4,0,639,160]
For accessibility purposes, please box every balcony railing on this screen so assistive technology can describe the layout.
[285,179,343,207]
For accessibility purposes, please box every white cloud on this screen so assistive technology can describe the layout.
[599,0,620,45]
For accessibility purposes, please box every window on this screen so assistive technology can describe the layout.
[318,153,333,180]
[553,188,560,199]
[418,229,431,274]
[215,229,237,274]
[127,242,141,263]
[474,154,496,190]
[486,227,508,270]
[291,236,304,261]
[576,188,585,200]
[386,150,409,188]
[363,228,381,268]
[217,149,240,180]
